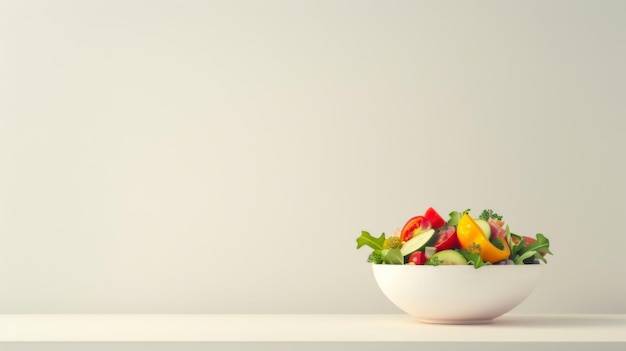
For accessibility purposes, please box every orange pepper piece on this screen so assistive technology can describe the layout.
[456,214,511,263]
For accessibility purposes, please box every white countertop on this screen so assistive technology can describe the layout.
[1,314,624,342]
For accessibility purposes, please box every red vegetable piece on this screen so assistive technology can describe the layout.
[400,216,432,242]
[433,226,459,251]
[424,207,446,229]
[408,251,427,265]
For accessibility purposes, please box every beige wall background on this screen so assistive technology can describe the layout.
[1,0,625,313]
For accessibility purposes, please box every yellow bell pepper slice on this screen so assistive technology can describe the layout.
[456,213,510,263]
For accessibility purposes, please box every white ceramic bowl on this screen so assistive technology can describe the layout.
[372,264,542,324]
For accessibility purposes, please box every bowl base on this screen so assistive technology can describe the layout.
[418,318,495,325]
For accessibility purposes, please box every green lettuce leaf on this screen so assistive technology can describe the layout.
[447,209,471,226]
[356,231,385,251]
[459,249,490,269]
[425,255,442,266]
[382,248,403,264]
[514,250,544,264]
[505,225,512,251]
[509,233,525,257]
[525,233,553,256]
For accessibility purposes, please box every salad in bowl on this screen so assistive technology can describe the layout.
[356,207,553,324]
[357,207,552,268]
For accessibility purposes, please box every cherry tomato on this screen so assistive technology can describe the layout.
[424,207,446,229]
[408,251,426,265]
[400,216,432,242]
[433,226,458,251]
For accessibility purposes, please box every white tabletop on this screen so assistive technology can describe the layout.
[0,314,624,342]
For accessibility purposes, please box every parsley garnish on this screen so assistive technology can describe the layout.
[479,209,503,221]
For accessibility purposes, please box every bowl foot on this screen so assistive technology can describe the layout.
[418,318,495,325]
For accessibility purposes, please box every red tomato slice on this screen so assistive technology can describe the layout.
[433,226,458,251]
[400,216,432,242]
[408,251,426,265]
[424,207,445,229]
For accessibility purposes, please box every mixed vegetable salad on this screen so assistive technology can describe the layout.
[356,207,552,268]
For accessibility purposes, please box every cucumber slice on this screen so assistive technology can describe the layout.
[428,249,469,265]
[474,219,491,239]
[400,229,435,257]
